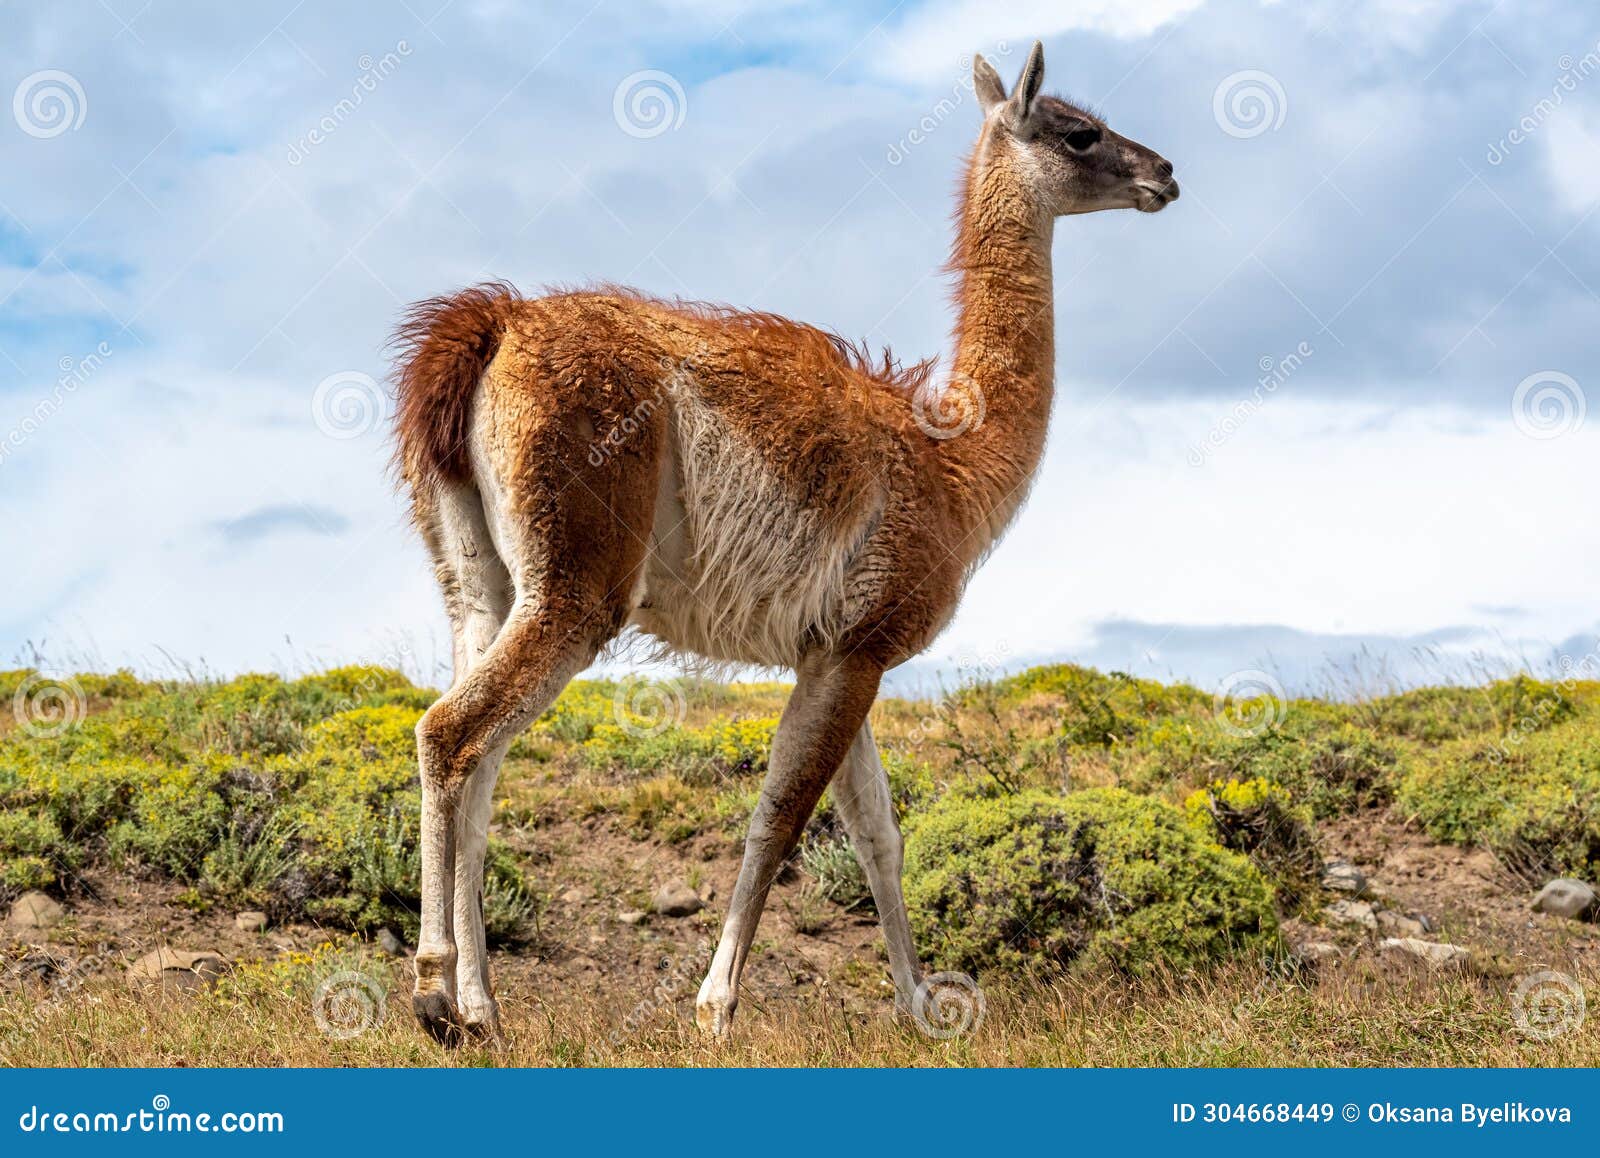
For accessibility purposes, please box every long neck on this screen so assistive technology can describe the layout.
[938,147,1056,553]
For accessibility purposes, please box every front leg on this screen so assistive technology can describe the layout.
[833,721,921,1012]
[696,650,884,1036]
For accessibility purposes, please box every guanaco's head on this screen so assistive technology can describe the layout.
[973,41,1178,215]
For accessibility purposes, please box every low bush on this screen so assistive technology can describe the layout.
[903,787,1278,976]
[1183,777,1319,907]
[1395,715,1600,881]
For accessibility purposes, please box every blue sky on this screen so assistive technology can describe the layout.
[2,0,1598,694]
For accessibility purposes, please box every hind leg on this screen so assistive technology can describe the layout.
[415,589,611,1043]
[426,481,517,1037]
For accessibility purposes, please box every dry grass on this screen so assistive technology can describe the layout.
[3,951,1595,1068]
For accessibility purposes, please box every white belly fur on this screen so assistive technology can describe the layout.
[629,380,881,668]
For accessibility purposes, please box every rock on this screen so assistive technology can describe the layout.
[652,881,703,918]
[127,947,226,992]
[233,910,268,933]
[560,887,587,905]
[5,891,64,931]
[1532,878,1598,922]
[376,928,408,958]
[1297,941,1341,963]
[1323,899,1378,930]
[1376,910,1427,938]
[1321,861,1368,896]
[1380,937,1468,968]
[617,910,648,926]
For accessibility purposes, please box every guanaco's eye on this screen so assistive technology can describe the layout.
[1064,126,1101,151]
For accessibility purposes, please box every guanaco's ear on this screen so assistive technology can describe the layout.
[1006,40,1045,132]
[973,53,1006,115]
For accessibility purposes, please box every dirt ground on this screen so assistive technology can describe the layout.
[8,806,1598,1035]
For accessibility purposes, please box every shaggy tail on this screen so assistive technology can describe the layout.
[390,282,521,485]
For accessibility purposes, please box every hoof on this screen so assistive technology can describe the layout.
[412,990,464,1047]
[694,998,735,1039]
[463,1009,504,1048]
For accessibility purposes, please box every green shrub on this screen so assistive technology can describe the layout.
[1183,777,1319,907]
[581,715,776,784]
[0,810,81,897]
[1117,713,1399,819]
[904,787,1277,976]
[1395,715,1600,880]
[1363,676,1588,743]
[801,834,871,909]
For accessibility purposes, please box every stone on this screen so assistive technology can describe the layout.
[1531,878,1598,922]
[234,910,268,933]
[127,947,226,992]
[1297,941,1341,963]
[6,892,64,931]
[617,910,648,926]
[1375,910,1427,938]
[1380,937,1468,968]
[1321,861,1368,896]
[376,928,408,958]
[560,887,587,905]
[1323,899,1378,930]
[652,881,703,918]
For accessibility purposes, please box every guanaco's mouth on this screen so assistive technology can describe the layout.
[1135,178,1180,212]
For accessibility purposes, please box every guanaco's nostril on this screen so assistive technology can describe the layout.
[1156,157,1174,179]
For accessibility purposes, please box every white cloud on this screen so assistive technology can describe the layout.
[1542,110,1600,216]
[876,0,1206,81]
